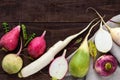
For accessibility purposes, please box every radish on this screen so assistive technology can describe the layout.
[2,39,23,74]
[88,7,120,46]
[49,49,68,80]
[95,54,118,76]
[18,18,97,78]
[0,25,20,51]
[27,31,46,59]
[69,20,99,78]
[95,21,112,53]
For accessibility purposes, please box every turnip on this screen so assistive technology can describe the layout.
[18,18,97,78]
[88,7,120,46]
[95,54,118,76]
[69,20,99,78]
[27,31,46,59]
[0,25,20,51]
[94,21,112,53]
[2,39,23,74]
[49,49,68,80]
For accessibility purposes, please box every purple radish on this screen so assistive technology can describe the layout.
[0,25,20,51]
[2,39,23,74]
[49,49,68,80]
[95,54,118,76]
[27,31,46,59]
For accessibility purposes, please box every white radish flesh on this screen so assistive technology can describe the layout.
[89,7,120,46]
[95,21,112,53]
[18,18,97,78]
[49,49,68,79]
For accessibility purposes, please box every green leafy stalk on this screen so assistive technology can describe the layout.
[88,40,97,60]
[2,22,9,33]
[24,33,36,47]
[21,24,28,41]
[74,38,82,45]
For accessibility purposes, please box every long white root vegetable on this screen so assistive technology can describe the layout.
[18,18,97,78]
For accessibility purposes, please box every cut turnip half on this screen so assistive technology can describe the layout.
[49,49,68,79]
[95,21,112,53]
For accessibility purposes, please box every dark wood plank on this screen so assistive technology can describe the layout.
[0,0,120,22]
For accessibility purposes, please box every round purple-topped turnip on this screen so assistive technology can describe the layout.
[95,54,118,76]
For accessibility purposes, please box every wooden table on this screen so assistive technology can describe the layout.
[0,0,120,80]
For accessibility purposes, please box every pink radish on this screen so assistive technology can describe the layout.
[27,31,46,59]
[49,49,68,80]
[0,25,20,51]
[18,18,97,78]
[2,39,23,74]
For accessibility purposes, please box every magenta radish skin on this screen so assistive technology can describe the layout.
[95,54,118,76]
[0,25,20,51]
[27,31,46,59]
[49,49,68,79]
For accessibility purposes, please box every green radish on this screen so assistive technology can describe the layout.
[69,20,100,78]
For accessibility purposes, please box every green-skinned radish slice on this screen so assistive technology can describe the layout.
[49,49,68,80]
[95,21,112,53]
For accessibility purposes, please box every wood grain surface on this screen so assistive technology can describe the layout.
[0,0,120,80]
[0,0,120,22]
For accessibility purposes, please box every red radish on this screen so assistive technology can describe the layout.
[2,39,23,74]
[95,54,118,76]
[0,25,20,51]
[49,49,68,80]
[27,31,46,59]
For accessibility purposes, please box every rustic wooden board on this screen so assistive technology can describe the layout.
[0,0,120,22]
[0,0,120,80]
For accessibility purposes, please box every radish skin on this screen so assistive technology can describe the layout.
[0,25,20,51]
[18,18,97,78]
[49,49,68,79]
[27,31,46,59]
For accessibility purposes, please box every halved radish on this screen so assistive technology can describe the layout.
[49,49,68,79]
